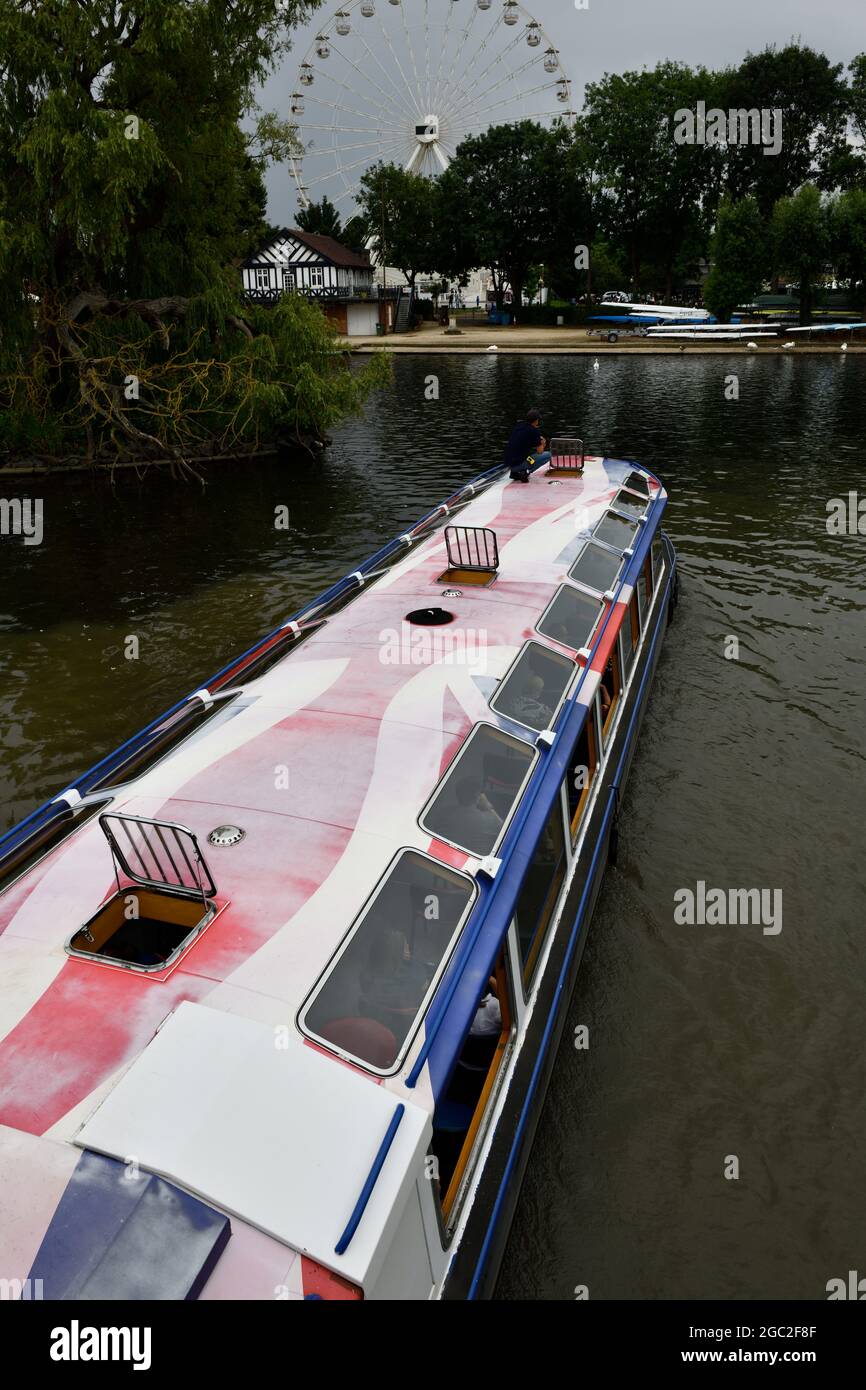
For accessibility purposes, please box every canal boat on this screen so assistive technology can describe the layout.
[0,442,677,1301]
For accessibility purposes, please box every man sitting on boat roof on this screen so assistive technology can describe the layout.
[504,408,552,482]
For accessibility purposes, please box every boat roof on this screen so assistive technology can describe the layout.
[0,456,666,1289]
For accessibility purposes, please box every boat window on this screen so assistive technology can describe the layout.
[599,644,622,745]
[516,797,568,990]
[568,540,623,595]
[489,642,574,733]
[624,471,650,498]
[652,535,665,589]
[612,489,648,520]
[565,708,599,844]
[637,552,651,626]
[594,511,639,551]
[301,851,475,1074]
[537,585,604,653]
[420,724,536,857]
[431,947,513,1225]
[619,595,639,677]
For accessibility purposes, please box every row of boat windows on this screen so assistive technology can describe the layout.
[432,531,662,1221]
[429,535,650,1222]
[300,489,663,1076]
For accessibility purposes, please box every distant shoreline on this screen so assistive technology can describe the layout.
[347,326,865,356]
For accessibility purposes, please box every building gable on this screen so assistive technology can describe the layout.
[243,228,372,274]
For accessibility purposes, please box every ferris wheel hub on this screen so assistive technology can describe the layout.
[415,115,440,146]
[407,115,449,173]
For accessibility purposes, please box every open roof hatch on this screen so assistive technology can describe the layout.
[548,437,585,474]
[100,811,217,903]
[438,525,499,587]
[67,813,218,973]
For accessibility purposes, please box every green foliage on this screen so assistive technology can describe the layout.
[829,187,866,299]
[583,239,628,298]
[296,196,344,240]
[357,164,437,287]
[544,124,613,300]
[850,54,866,156]
[1,283,390,463]
[720,44,848,210]
[703,196,767,320]
[582,62,722,293]
[0,0,395,467]
[341,215,369,255]
[425,43,865,312]
[435,120,564,315]
[246,295,391,440]
[770,185,832,323]
[0,0,314,307]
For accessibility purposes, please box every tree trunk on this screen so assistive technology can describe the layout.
[510,276,524,324]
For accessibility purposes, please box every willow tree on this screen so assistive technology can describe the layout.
[0,0,388,473]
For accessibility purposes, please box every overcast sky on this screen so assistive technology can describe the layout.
[258,0,865,223]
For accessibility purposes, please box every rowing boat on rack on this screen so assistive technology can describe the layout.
[0,441,677,1301]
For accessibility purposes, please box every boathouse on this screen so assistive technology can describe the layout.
[242,228,397,336]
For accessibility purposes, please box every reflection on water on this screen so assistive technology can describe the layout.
[1,354,865,1299]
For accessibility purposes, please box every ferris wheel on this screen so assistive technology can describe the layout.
[289,0,576,213]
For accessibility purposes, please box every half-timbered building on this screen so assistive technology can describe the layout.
[242,228,393,337]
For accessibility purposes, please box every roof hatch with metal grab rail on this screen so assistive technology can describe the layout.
[66,813,219,973]
[437,525,500,587]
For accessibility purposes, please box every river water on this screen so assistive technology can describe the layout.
[1,352,864,1299]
